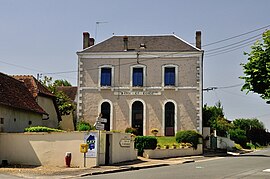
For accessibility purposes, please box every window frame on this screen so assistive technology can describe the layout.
[130,64,146,87]
[162,64,178,87]
[99,65,114,88]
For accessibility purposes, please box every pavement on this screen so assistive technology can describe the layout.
[0,151,247,179]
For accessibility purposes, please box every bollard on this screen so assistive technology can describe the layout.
[65,152,72,167]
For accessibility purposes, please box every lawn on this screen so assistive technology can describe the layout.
[156,136,177,148]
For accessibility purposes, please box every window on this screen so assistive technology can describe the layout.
[162,64,178,87]
[0,118,4,124]
[133,68,143,86]
[101,68,112,86]
[164,67,175,86]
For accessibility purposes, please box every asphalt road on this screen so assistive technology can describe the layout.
[0,174,22,179]
[84,148,270,179]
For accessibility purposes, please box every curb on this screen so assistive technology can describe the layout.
[79,164,170,177]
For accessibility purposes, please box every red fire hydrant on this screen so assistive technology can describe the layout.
[65,152,72,167]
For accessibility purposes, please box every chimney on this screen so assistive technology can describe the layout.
[196,31,201,49]
[123,36,128,51]
[83,32,95,49]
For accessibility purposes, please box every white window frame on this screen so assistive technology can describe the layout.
[162,100,178,136]
[98,65,114,88]
[162,64,178,87]
[130,64,146,87]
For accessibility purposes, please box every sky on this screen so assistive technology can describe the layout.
[1,0,270,129]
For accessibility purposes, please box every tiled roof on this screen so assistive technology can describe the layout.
[56,86,77,102]
[0,72,47,114]
[80,35,201,53]
[13,75,54,98]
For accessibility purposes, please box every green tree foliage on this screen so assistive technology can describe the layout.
[40,76,75,115]
[229,128,247,148]
[203,101,224,127]
[232,118,268,146]
[240,30,270,102]
[203,101,232,136]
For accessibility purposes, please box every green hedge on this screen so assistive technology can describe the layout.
[134,136,157,156]
[24,126,63,132]
[175,130,202,149]
[125,127,138,135]
[76,121,94,131]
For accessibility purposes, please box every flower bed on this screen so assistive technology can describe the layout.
[143,144,203,159]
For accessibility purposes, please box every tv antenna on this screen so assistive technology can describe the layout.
[95,21,108,42]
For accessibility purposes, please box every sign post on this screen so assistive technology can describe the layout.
[94,114,107,167]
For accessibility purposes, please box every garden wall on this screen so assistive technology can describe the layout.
[143,144,203,159]
[0,132,137,167]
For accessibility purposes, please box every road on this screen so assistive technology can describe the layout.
[84,148,270,179]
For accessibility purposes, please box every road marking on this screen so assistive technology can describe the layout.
[263,169,270,172]
[195,157,225,163]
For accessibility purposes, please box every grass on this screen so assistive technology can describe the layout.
[156,136,177,148]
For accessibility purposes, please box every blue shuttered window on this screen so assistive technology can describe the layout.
[133,68,143,86]
[101,68,111,86]
[164,67,175,86]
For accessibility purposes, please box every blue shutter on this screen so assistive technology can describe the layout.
[101,68,111,86]
[165,67,175,86]
[133,68,143,86]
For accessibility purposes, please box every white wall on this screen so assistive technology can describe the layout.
[0,132,137,167]
[0,104,43,132]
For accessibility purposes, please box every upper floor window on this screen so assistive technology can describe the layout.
[164,67,175,86]
[131,65,146,87]
[162,64,178,87]
[99,65,114,87]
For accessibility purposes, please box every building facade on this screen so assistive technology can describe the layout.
[77,32,203,136]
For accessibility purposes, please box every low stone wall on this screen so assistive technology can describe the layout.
[143,144,203,159]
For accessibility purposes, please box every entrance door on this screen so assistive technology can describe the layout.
[132,101,143,136]
[101,102,110,131]
[165,102,175,136]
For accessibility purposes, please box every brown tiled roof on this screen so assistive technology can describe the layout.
[0,72,47,114]
[13,75,54,98]
[80,35,201,53]
[56,86,77,102]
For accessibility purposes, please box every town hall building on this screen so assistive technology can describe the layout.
[77,32,203,136]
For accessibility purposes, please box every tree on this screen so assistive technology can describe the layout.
[232,118,267,146]
[240,30,270,102]
[203,101,224,127]
[203,101,232,137]
[40,76,75,115]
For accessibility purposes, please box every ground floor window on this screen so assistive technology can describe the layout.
[132,101,143,136]
[101,102,111,131]
[165,102,175,136]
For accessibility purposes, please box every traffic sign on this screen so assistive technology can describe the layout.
[97,118,107,123]
[95,123,104,130]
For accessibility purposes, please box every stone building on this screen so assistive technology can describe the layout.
[77,32,203,136]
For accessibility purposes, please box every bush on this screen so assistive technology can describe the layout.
[125,127,138,135]
[175,130,202,149]
[134,136,157,156]
[76,121,93,131]
[24,126,63,132]
[229,129,247,148]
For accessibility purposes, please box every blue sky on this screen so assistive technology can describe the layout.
[1,0,270,129]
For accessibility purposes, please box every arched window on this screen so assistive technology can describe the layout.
[101,102,111,131]
[165,102,175,136]
[132,101,144,136]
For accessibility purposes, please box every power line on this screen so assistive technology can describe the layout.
[203,24,270,47]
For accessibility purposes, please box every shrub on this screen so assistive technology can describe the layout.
[24,126,63,132]
[125,127,138,135]
[76,121,93,131]
[175,130,202,149]
[134,136,157,156]
[229,128,247,148]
